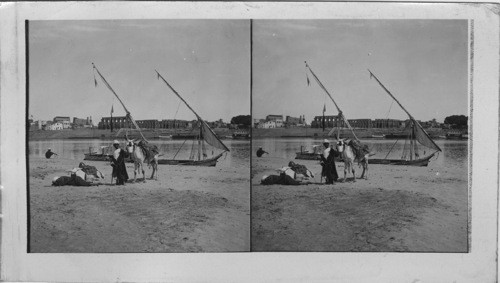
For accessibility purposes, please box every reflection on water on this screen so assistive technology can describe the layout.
[29,139,250,169]
[252,138,468,172]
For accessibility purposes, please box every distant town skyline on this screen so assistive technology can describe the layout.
[253,20,469,123]
[252,112,461,126]
[29,20,250,122]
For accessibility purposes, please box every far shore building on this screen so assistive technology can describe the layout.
[253,119,266,128]
[136,119,160,129]
[98,116,129,130]
[159,119,191,129]
[266,114,283,122]
[73,117,94,128]
[349,119,372,129]
[312,115,406,129]
[258,120,283,129]
[48,122,63,130]
[372,119,404,129]
[53,116,71,129]
[285,116,301,127]
[260,120,277,128]
[99,116,200,130]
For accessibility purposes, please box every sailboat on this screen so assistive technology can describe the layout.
[155,70,229,167]
[367,70,441,166]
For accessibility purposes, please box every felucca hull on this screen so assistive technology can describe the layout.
[84,153,223,167]
[369,153,435,167]
[83,153,110,162]
[84,153,134,163]
[157,152,224,167]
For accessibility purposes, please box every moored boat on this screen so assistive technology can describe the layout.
[232,131,250,140]
[295,145,321,160]
[367,70,442,166]
[369,153,435,166]
[155,70,230,167]
[157,152,224,166]
[384,133,408,139]
[171,133,198,140]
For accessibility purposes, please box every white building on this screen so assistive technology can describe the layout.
[259,121,274,128]
[62,120,71,129]
[49,122,63,130]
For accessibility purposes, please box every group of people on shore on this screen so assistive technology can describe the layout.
[258,139,339,185]
[50,140,130,186]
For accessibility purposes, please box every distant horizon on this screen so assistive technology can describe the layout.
[30,113,249,125]
[253,20,469,123]
[252,113,466,125]
[29,20,250,123]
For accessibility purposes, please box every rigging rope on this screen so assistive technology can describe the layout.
[189,138,196,160]
[402,134,409,160]
[384,139,399,159]
[385,100,394,120]
[173,100,182,120]
[172,126,197,159]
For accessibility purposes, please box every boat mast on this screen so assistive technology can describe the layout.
[305,62,359,141]
[368,69,442,153]
[155,70,230,152]
[92,63,147,141]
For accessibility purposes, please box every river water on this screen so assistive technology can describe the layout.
[252,138,468,172]
[29,138,467,173]
[28,139,250,169]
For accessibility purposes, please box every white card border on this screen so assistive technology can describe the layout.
[1,2,498,282]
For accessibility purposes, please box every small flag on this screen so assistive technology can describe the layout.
[94,74,98,87]
[110,105,114,115]
[306,73,310,86]
[323,104,326,113]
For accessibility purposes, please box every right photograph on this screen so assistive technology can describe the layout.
[251,20,469,252]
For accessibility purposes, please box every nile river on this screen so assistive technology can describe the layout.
[252,138,468,172]
[28,139,250,169]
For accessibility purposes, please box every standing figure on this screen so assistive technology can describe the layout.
[45,148,58,159]
[256,147,269,157]
[110,140,129,185]
[320,139,339,184]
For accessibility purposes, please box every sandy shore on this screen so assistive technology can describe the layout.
[252,156,468,252]
[29,156,249,252]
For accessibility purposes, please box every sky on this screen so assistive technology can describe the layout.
[29,20,250,123]
[252,20,469,124]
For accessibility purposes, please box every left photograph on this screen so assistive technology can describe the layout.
[27,20,251,252]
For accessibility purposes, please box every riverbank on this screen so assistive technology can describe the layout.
[251,153,468,252]
[28,128,246,141]
[252,127,458,139]
[29,156,250,252]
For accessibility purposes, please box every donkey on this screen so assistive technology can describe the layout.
[125,137,159,182]
[336,139,369,182]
